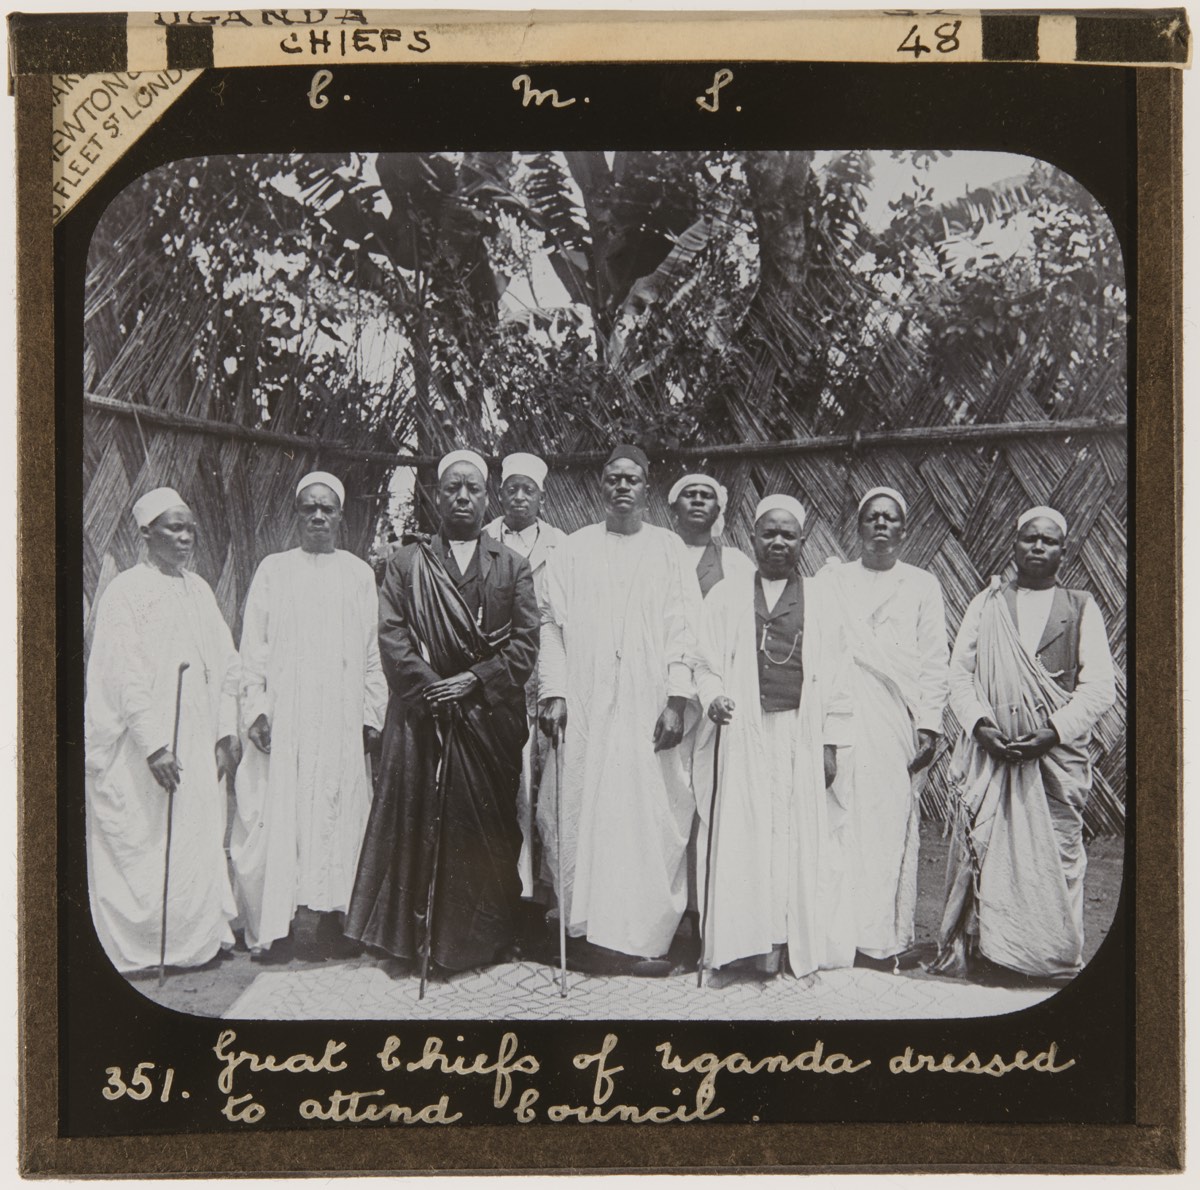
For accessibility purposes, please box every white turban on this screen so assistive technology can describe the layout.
[438,449,488,482]
[668,473,728,537]
[132,487,188,529]
[858,485,908,520]
[501,452,547,489]
[296,471,345,506]
[754,494,807,530]
[1017,505,1068,536]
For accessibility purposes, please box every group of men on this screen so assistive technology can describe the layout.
[84,444,1116,993]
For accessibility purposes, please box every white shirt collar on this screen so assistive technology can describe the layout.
[448,538,479,570]
[759,575,789,613]
[502,520,540,551]
[1014,585,1056,653]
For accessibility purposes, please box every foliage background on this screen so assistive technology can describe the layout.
[82,148,1127,833]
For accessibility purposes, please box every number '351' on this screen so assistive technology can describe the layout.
[103,1062,177,1102]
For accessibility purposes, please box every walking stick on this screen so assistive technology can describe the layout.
[419,707,456,1001]
[553,725,567,998]
[159,661,189,988]
[697,723,723,989]
[526,730,540,898]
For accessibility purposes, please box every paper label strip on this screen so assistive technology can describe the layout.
[9,9,1191,78]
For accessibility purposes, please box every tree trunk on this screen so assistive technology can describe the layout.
[562,151,616,343]
[410,302,440,534]
[743,150,817,310]
[710,151,821,438]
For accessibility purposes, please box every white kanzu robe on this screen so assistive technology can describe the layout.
[822,560,949,959]
[230,549,387,950]
[84,562,240,973]
[679,541,756,912]
[693,571,853,976]
[537,522,703,958]
[483,516,567,897]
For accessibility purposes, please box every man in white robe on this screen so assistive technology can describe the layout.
[482,452,567,899]
[822,486,949,970]
[694,495,853,984]
[666,472,756,941]
[667,473,756,598]
[85,488,241,974]
[230,471,387,959]
[932,506,1115,982]
[536,444,703,974]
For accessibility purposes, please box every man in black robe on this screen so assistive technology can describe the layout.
[346,449,539,978]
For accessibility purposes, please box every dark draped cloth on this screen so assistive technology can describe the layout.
[695,540,725,597]
[345,535,538,970]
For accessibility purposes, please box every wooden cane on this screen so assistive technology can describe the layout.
[554,725,567,998]
[159,661,189,988]
[697,722,723,989]
[419,707,456,1000]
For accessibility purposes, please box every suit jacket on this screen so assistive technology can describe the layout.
[482,517,567,610]
[378,531,539,721]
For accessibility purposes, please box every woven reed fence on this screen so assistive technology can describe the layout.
[532,427,1127,840]
[82,151,1126,837]
[83,398,393,645]
[82,395,1126,839]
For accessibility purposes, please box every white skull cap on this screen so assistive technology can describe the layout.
[132,487,188,529]
[754,494,807,529]
[296,471,345,506]
[858,485,908,519]
[500,452,547,488]
[1017,505,1067,535]
[438,449,488,482]
[669,473,728,537]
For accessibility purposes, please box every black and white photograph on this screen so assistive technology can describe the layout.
[80,144,1127,1026]
[16,10,1183,1168]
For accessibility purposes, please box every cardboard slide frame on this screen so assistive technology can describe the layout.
[11,7,1185,1174]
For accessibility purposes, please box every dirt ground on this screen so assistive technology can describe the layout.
[130,820,1126,1018]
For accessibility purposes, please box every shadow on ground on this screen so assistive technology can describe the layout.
[127,821,1125,1018]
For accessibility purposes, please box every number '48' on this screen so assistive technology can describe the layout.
[898,21,962,57]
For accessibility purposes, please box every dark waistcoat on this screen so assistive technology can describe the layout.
[1003,583,1089,693]
[755,574,805,712]
[695,540,725,598]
